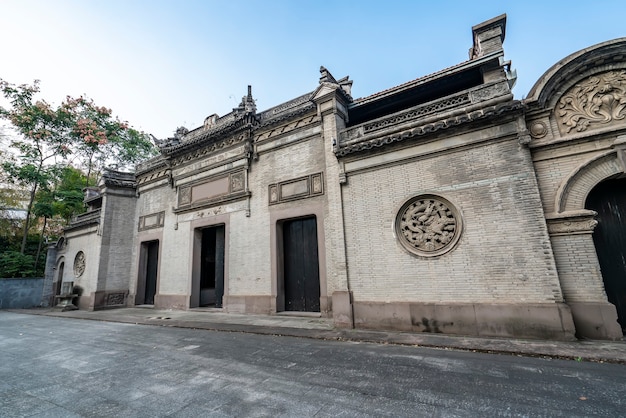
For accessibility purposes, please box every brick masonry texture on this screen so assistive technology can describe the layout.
[342,136,563,304]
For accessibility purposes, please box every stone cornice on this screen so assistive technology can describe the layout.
[64,209,101,232]
[257,92,315,125]
[136,168,170,187]
[255,114,319,145]
[336,98,521,157]
[170,132,252,168]
[135,155,168,177]
[162,113,256,158]
[359,92,471,135]
[257,102,316,130]
[100,170,136,189]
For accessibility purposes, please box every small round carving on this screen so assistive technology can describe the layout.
[530,121,548,138]
[395,194,462,257]
[73,251,86,278]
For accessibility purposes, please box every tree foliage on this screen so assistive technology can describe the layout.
[0,251,36,278]
[63,95,156,182]
[50,166,89,223]
[0,78,157,265]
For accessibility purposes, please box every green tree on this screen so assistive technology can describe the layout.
[51,166,88,223]
[1,79,157,257]
[63,96,157,185]
[32,187,54,271]
[0,251,36,278]
[0,149,26,241]
[0,80,70,254]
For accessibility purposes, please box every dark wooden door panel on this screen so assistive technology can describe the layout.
[145,241,159,305]
[200,226,225,307]
[302,218,320,312]
[215,225,225,308]
[284,217,320,312]
[587,178,626,332]
[284,219,304,311]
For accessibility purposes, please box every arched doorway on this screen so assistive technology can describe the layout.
[55,261,65,296]
[586,177,626,334]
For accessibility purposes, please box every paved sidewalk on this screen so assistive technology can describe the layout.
[11,307,626,364]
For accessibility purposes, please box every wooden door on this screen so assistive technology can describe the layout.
[144,241,159,305]
[200,226,225,307]
[283,217,320,312]
[587,178,626,333]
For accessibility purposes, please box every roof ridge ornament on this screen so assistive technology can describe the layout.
[319,66,338,85]
[236,85,257,114]
[318,66,353,100]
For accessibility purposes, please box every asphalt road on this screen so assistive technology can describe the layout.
[0,312,624,417]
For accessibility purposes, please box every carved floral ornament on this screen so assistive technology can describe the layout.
[395,194,463,257]
[557,70,626,134]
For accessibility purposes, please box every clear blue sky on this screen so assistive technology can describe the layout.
[1,0,624,139]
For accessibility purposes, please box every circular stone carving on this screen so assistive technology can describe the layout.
[73,251,86,278]
[395,194,462,257]
[530,121,548,138]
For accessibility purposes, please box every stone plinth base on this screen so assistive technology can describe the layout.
[225,295,273,314]
[353,301,577,340]
[153,294,188,310]
[53,294,78,312]
[77,290,129,311]
[568,301,623,340]
[332,291,354,328]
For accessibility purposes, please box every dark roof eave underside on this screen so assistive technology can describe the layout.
[348,65,487,127]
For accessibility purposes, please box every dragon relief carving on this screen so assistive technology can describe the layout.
[557,70,626,134]
[396,195,462,257]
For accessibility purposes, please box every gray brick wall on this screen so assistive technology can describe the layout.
[99,191,138,291]
[550,234,608,302]
[342,135,563,304]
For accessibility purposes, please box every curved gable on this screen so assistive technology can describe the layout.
[524,39,626,146]
[525,39,626,215]
[527,38,626,109]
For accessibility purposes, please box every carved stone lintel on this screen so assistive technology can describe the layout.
[138,211,165,232]
[268,172,324,205]
[546,213,598,235]
[557,70,626,134]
